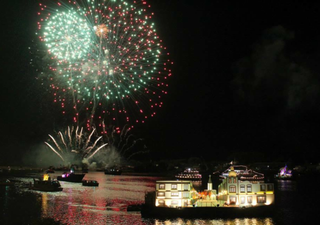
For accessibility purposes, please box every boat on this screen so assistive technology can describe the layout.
[46,168,55,173]
[57,169,85,182]
[29,174,63,192]
[219,165,264,181]
[82,180,99,187]
[275,165,293,180]
[0,179,14,186]
[140,204,275,219]
[142,169,275,219]
[175,168,202,180]
[104,167,122,175]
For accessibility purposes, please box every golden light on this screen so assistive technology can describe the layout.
[95,24,108,38]
[43,174,49,181]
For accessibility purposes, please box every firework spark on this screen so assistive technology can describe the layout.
[45,126,108,165]
[100,123,148,160]
[36,0,173,131]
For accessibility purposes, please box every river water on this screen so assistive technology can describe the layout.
[0,171,319,224]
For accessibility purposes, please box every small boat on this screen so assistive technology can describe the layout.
[57,169,85,182]
[105,167,122,175]
[29,174,63,192]
[0,179,14,186]
[275,165,294,180]
[46,168,55,173]
[82,180,99,187]
[175,168,202,181]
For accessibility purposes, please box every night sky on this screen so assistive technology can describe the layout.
[1,0,320,165]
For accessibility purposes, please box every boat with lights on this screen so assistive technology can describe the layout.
[275,165,293,180]
[219,165,264,181]
[82,180,99,187]
[104,166,122,175]
[29,174,63,192]
[57,169,85,182]
[175,168,202,181]
[141,168,275,219]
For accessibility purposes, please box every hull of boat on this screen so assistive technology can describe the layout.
[30,186,63,192]
[141,204,275,219]
[57,173,85,182]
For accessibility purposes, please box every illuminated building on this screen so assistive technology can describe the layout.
[155,176,219,208]
[155,180,193,207]
[196,175,219,207]
[155,167,274,208]
[218,166,275,206]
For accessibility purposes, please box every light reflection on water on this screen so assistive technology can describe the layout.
[276,179,296,191]
[154,218,273,225]
[3,172,276,225]
[21,172,160,224]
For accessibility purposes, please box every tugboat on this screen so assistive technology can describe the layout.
[57,168,85,182]
[104,166,122,175]
[175,168,202,181]
[29,174,63,192]
[82,180,99,187]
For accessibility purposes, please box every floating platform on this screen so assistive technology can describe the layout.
[140,204,276,219]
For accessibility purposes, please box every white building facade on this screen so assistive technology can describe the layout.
[155,180,193,207]
[218,167,275,206]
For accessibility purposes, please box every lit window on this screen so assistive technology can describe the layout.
[171,184,177,190]
[229,196,237,204]
[240,196,245,204]
[157,192,165,197]
[159,184,165,189]
[228,177,232,183]
[171,200,178,205]
[260,185,266,191]
[183,192,189,198]
[171,192,179,197]
[247,196,252,204]
[229,185,236,193]
[184,184,189,190]
[240,185,245,193]
[158,200,165,206]
[247,184,252,193]
[257,195,266,203]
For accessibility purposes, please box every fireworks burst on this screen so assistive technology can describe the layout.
[36,0,173,131]
[100,123,148,160]
[44,126,108,165]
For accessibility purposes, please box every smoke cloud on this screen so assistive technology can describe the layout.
[232,25,320,112]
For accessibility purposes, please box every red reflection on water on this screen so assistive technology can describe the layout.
[36,173,160,224]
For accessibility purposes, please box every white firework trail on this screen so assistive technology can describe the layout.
[44,142,65,162]
[45,126,107,164]
[87,143,108,160]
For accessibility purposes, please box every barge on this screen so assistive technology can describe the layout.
[141,166,275,219]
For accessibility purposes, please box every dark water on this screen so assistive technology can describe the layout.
[1,171,319,224]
